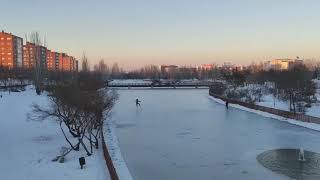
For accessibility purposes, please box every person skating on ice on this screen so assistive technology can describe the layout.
[136,98,141,107]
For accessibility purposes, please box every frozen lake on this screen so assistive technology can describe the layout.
[111,89,320,180]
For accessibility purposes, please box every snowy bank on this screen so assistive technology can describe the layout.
[208,95,320,132]
[0,86,110,180]
[104,118,134,180]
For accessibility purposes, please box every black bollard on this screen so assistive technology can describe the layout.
[79,157,86,169]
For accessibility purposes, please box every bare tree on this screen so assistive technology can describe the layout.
[29,74,118,161]
[29,31,43,95]
[94,59,110,75]
[111,62,120,78]
[81,52,90,72]
[0,67,10,87]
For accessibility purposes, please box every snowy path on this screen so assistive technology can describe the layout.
[0,87,110,180]
[111,89,320,180]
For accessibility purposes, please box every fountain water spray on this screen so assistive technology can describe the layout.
[299,148,306,162]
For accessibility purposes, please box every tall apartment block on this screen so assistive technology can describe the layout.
[23,42,37,69]
[59,53,76,72]
[46,50,55,70]
[39,46,47,71]
[0,31,23,68]
[2,30,78,72]
[23,42,47,71]
[47,50,61,71]
[54,52,60,70]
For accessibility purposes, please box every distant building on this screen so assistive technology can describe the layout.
[54,52,60,70]
[160,65,178,79]
[46,50,62,71]
[69,56,75,72]
[221,62,235,71]
[58,53,76,72]
[58,53,64,71]
[264,57,303,71]
[1,30,78,72]
[23,42,36,69]
[46,50,56,70]
[198,64,215,70]
[23,42,47,71]
[160,65,178,73]
[0,31,23,68]
[234,65,246,71]
[39,46,47,71]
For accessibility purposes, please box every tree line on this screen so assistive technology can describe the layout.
[212,64,319,114]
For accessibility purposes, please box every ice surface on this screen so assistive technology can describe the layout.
[111,89,320,180]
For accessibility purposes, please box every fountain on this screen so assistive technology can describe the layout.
[299,148,306,162]
[257,148,320,179]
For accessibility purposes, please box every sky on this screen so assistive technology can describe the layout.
[1,0,320,70]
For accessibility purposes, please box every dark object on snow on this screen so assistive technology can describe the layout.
[136,98,141,107]
[59,156,65,163]
[36,87,41,95]
[226,100,229,109]
[79,157,86,169]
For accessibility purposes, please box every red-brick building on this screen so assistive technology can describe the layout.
[1,30,78,72]
[46,49,56,71]
[23,42,37,69]
[0,31,23,68]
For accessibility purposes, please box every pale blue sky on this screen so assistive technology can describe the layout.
[1,0,320,70]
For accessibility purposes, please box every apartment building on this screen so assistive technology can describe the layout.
[58,53,76,72]
[23,42,36,69]
[54,52,60,70]
[264,57,303,71]
[23,42,45,70]
[39,46,47,71]
[199,64,215,70]
[46,50,61,71]
[2,30,78,72]
[46,50,55,70]
[0,31,23,68]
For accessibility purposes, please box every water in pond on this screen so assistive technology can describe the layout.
[111,89,320,180]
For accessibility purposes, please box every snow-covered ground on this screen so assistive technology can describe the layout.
[104,118,133,180]
[0,79,30,86]
[256,93,320,118]
[0,86,110,180]
[256,94,289,111]
[225,80,320,118]
[210,96,320,132]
